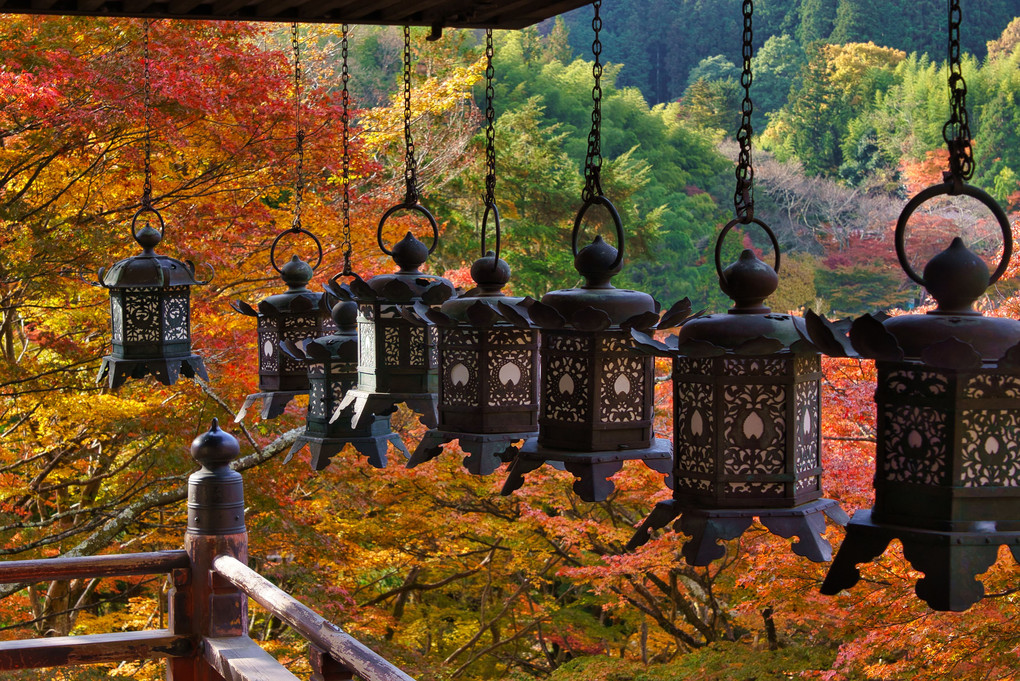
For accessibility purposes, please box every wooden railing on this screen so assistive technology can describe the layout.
[213,555,414,681]
[0,421,416,681]
[0,551,193,670]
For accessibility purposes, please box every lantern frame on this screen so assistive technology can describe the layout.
[497,199,672,502]
[231,229,335,421]
[96,207,211,389]
[627,219,848,565]
[810,180,1020,611]
[406,238,540,475]
[282,299,407,469]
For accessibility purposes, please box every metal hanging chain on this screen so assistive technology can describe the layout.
[292,22,305,231]
[402,25,419,206]
[943,0,974,182]
[483,28,496,208]
[340,23,353,274]
[734,0,755,222]
[582,0,603,202]
[141,19,153,208]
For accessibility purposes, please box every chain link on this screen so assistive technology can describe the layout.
[734,0,754,222]
[142,19,152,208]
[340,24,352,273]
[582,0,603,202]
[292,23,305,230]
[942,0,974,182]
[484,28,496,208]
[402,25,419,205]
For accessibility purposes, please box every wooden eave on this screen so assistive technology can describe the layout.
[0,0,591,28]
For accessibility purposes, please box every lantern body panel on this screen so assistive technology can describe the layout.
[673,353,822,509]
[438,327,539,434]
[110,285,193,359]
[358,303,439,395]
[873,361,1020,532]
[256,311,334,393]
[539,330,652,451]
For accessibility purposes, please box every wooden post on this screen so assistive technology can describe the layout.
[309,644,356,681]
[168,418,249,681]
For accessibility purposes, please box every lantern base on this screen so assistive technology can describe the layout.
[334,389,438,429]
[235,390,304,422]
[98,354,207,389]
[821,509,1020,612]
[627,498,849,565]
[286,422,408,471]
[407,430,535,476]
[501,437,672,503]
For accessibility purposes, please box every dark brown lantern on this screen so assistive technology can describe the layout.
[282,299,407,469]
[807,181,1020,611]
[97,208,211,389]
[231,231,334,421]
[628,221,848,565]
[498,204,672,502]
[406,247,539,475]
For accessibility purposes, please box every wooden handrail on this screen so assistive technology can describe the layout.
[211,554,415,681]
[0,550,190,583]
[0,630,192,670]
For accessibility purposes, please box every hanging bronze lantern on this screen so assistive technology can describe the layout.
[332,228,455,430]
[497,203,672,502]
[332,26,456,432]
[497,2,670,502]
[406,243,539,475]
[404,30,538,475]
[627,221,848,564]
[97,208,211,389]
[232,26,335,421]
[806,184,1019,611]
[231,229,334,420]
[281,299,407,469]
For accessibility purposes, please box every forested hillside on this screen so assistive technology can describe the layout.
[557,0,1018,105]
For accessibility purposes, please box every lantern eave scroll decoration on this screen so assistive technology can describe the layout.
[808,180,1020,611]
[282,297,407,470]
[628,219,848,566]
[97,207,211,389]
[231,229,335,421]
[406,235,540,475]
[332,226,456,432]
[498,198,673,503]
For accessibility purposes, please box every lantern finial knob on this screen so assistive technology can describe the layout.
[470,250,511,292]
[923,237,989,315]
[135,223,162,253]
[191,418,241,469]
[280,255,314,289]
[391,232,429,272]
[721,249,778,314]
[332,299,358,331]
[575,235,621,288]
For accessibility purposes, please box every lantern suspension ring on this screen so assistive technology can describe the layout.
[715,216,781,286]
[895,183,1012,290]
[734,0,755,223]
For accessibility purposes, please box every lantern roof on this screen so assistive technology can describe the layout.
[231,255,330,318]
[1,0,590,28]
[99,224,207,289]
[539,236,657,329]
